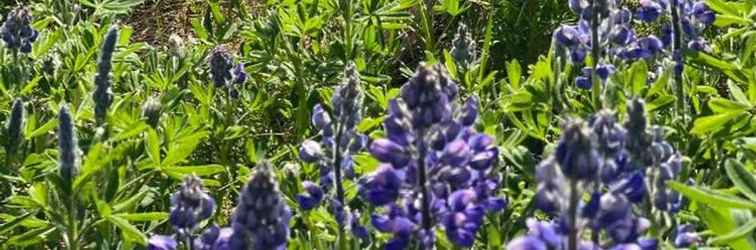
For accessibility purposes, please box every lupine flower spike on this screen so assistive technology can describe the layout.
[362,64,505,249]
[58,105,80,190]
[141,96,162,128]
[5,99,24,158]
[208,46,246,97]
[510,99,683,250]
[149,175,216,250]
[450,23,476,69]
[169,175,216,237]
[208,46,233,88]
[93,25,118,125]
[296,62,369,238]
[0,6,38,53]
[230,161,291,250]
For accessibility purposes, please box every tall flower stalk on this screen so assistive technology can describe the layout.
[229,161,291,249]
[361,64,505,249]
[0,5,39,90]
[512,99,684,250]
[149,161,292,250]
[297,63,368,245]
[58,105,79,192]
[207,46,246,208]
[149,175,216,250]
[0,6,38,54]
[5,98,24,166]
[93,25,118,126]
[58,104,81,250]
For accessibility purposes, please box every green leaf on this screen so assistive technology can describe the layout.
[706,0,742,16]
[725,160,756,201]
[25,119,58,140]
[146,128,160,166]
[630,61,648,95]
[715,14,753,27]
[112,122,148,141]
[163,131,208,166]
[113,190,149,213]
[191,18,209,40]
[728,81,752,106]
[73,144,105,190]
[710,219,756,245]
[117,212,169,222]
[357,116,383,133]
[710,98,750,113]
[691,111,746,135]
[668,181,756,209]
[507,59,522,89]
[107,215,148,245]
[647,68,670,97]
[700,205,756,250]
[95,199,112,217]
[646,95,676,112]
[6,225,53,246]
[162,165,224,177]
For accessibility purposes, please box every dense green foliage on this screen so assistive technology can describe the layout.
[1,0,756,249]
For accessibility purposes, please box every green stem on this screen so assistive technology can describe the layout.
[416,129,432,233]
[568,179,579,250]
[589,0,604,110]
[670,2,686,123]
[417,0,435,53]
[67,196,79,250]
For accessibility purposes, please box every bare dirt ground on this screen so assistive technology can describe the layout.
[126,0,200,45]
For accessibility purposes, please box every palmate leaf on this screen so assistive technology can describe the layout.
[690,111,747,135]
[80,0,144,16]
[107,215,148,245]
[162,131,208,166]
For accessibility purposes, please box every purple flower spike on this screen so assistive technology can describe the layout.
[169,175,216,235]
[362,64,505,248]
[230,161,291,250]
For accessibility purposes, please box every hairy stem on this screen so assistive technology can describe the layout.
[416,129,432,232]
[333,121,347,247]
[568,179,579,250]
[670,2,686,121]
[590,0,603,110]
